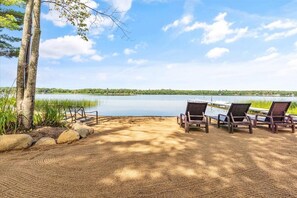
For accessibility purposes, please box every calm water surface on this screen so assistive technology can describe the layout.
[36,94,297,116]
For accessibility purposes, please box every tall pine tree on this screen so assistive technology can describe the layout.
[0,0,24,58]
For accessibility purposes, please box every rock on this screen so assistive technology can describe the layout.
[0,134,33,152]
[35,137,56,146]
[72,123,94,138]
[57,130,80,144]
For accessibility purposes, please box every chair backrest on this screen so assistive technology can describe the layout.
[226,103,251,122]
[185,102,208,121]
[265,101,291,122]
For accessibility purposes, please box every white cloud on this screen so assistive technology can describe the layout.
[124,48,136,55]
[295,41,297,47]
[164,12,248,44]
[162,15,193,32]
[127,58,148,65]
[91,55,104,61]
[254,47,279,62]
[112,52,119,56]
[184,12,248,44]
[264,27,297,41]
[107,0,133,12]
[262,19,297,41]
[108,34,115,41]
[71,55,85,62]
[41,10,67,27]
[266,47,278,54]
[206,47,229,59]
[40,35,96,59]
[263,19,297,30]
[225,27,248,43]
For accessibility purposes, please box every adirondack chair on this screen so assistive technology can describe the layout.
[177,102,209,133]
[253,102,294,133]
[209,103,253,133]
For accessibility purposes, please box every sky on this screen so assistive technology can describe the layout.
[1,0,297,90]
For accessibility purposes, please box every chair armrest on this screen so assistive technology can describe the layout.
[218,114,229,122]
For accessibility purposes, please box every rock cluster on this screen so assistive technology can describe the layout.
[0,123,95,152]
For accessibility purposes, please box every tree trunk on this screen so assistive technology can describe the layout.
[22,0,41,129]
[16,0,34,129]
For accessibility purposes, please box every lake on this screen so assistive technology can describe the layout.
[36,94,297,116]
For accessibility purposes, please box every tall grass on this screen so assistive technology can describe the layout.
[248,100,297,114]
[0,98,99,134]
[35,99,98,110]
[34,99,98,127]
[0,96,17,134]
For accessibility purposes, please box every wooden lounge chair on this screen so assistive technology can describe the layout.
[177,102,209,133]
[253,102,294,133]
[209,103,253,133]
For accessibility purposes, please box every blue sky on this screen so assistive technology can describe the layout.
[1,0,297,90]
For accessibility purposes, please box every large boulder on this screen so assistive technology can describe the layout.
[35,137,56,146]
[72,123,94,138]
[57,130,80,144]
[0,134,33,152]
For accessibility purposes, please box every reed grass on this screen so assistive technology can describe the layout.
[35,99,98,110]
[0,96,17,134]
[0,98,99,134]
[34,99,98,127]
[248,100,297,114]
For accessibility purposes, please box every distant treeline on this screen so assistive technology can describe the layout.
[1,87,296,96]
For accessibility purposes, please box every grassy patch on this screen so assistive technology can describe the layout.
[248,100,297,114]
[0,98,99,134]
[34,99,98,127]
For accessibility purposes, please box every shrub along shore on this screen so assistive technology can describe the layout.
[1,87,297,96]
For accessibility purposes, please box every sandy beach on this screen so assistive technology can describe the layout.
[1,116,297,197]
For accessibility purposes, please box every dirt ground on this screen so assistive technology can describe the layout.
[1,116,297,197]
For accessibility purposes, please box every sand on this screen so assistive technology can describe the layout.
[1,116,297,197]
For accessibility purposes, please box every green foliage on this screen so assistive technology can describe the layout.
[34,99,98,126]
[43,0,126,41]
[34,104,65,127]
[249,100,297,114]
[0,0,24,58]
[0,96,98,133]
[1,87,297,96]
[34,99,98,110]
[0,93,17,135]
[35,88,297,96]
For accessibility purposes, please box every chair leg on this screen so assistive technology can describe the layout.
[205,123,209,133]
[230,125,234,133]
[185,122,189,133]
[253,120,257,127]
[249,124,253,134]
[218,120,220,128]
[273,125,277,133]
[292,124,295,133]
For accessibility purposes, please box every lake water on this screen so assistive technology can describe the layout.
[36,94,297,116]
